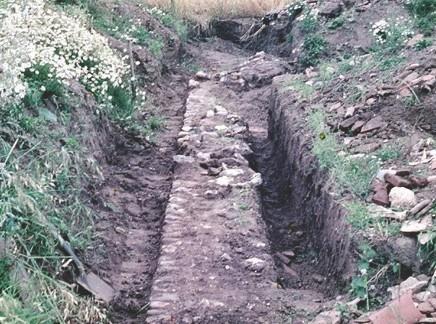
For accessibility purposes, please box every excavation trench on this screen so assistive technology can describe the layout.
[144,41,354,322]
[86,73,189,323]
[208,24,355,294]
[248,86,353,295]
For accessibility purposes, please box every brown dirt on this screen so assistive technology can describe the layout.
[84,74,188,323]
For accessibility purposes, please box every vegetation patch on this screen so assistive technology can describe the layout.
[298,8,319,33]
[414,38,433,50]
[147,6,188,41]
[309,110,378,198]
[370,17,414,71]
[300,35,328,67]
[419,229,436,272]
[351,242,399,311]
[77,1,165,57]
[282,79,315,99]
[375,143,403,162]
[405,0,436,35]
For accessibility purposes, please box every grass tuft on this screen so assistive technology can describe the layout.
[309,110,378,198]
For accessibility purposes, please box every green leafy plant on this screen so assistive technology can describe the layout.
[22,64,65,108]
[328,16,345,29]
[352,244,377,307]
[376,144,402,162]
[300,12,318,33]
[300,35,327,67]
[346,202,372,230]
[350,242,400,311]
[415,38,433,50]
[405,0,436,35]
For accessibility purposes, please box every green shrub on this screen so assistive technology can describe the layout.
[300,12,318,33]
[300,35,327,67]
[107,85,136,121]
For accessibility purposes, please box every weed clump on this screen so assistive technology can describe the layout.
[405,0,436,35]
[300,35,328,67]
[283,79,315,98]
[351,243,399,311]
[309,110,378,198]
[299,10,319,33]
[371,17,414,54]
